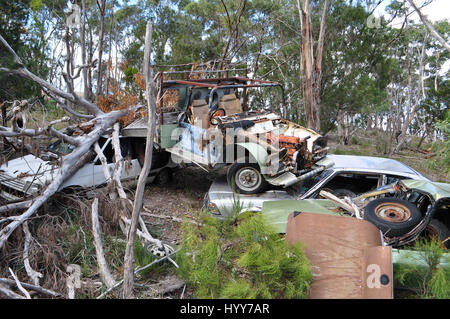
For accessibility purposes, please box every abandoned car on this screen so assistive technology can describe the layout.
[123,70,328,194]
[261,179,450,248]
[0,135,176,202]
[203,154,429,217]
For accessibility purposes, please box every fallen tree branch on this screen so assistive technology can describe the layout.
[0,278,62,298]
[147,276,185,296]
[96,247,181,299]
[8,267,31,299]
[0,113,77,146]
[94,142,113,188]
[0,33,102,116]
[43,89,94,120]
[91,197,116,289]
[0,109,131,250]
[121,216,161,247]
[0,283,26,299]
[319,190,356,214]
[22,221,43,286]
[343,197,362,219]
[111,122,128,200]
[0,200,33,214]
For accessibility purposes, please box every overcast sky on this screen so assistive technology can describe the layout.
[375,0,450,25]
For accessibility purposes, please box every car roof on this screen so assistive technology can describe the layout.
[326,154,424,177]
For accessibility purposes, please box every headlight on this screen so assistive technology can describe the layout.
[202,194,221,216]
[208,202,221,216]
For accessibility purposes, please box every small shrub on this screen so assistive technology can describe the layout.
[176,211,312,299]
[394,239,450,299]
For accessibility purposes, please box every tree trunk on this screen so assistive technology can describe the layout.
[88,27,94,99]
[407,0,450,53]
[297,0,329,133]
[122,21,156,299]
[393,33,426,154]
[105,0,115,95]
[80,0,89,100]
[96,0,106,98]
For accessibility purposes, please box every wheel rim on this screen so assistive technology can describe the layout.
[235,167,261,192]
[374,203,411,223]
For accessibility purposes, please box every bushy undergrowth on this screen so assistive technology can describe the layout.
[394,239,450,299]
[176,212,312,299]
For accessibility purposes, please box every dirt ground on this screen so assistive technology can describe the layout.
[140,165,223,246]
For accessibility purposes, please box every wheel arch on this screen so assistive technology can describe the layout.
[229,142,268,169]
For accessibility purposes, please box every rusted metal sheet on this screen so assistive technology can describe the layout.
[286,212,393,299]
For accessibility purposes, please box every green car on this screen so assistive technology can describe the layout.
[262,179,450,292]
[262,179,450,247]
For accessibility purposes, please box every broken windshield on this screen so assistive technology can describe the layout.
[47,140,75,155]
[300,169,334,194]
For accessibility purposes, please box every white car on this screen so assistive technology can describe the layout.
[203,154,429,218]
[0,136,176,202]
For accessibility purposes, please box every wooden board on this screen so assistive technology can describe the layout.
[286,212,393,299]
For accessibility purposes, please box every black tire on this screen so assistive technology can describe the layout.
[227,162,268,194]
[422,219,450,249]
[363,197,422,237]
[331,188,356,199]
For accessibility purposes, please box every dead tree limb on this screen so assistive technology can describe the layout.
[94,142,113,186]
[0,201,32,214]
[91,197,116,289]
[407,0,450,53]
[122,21,157,298]
[96,248,180,299]
[111,122,127,200]
[8,267,31,299]
[0,283,26,299]
[148,276,185,296]
[0,33,102,116]
[0,278,62,298]
[0,109,131,250]
[319,190,356,214]
[121,216,161,247]
[22,221,43,286]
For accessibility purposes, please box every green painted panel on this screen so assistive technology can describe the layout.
[261,199,343,234]
[160,124,178,149]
